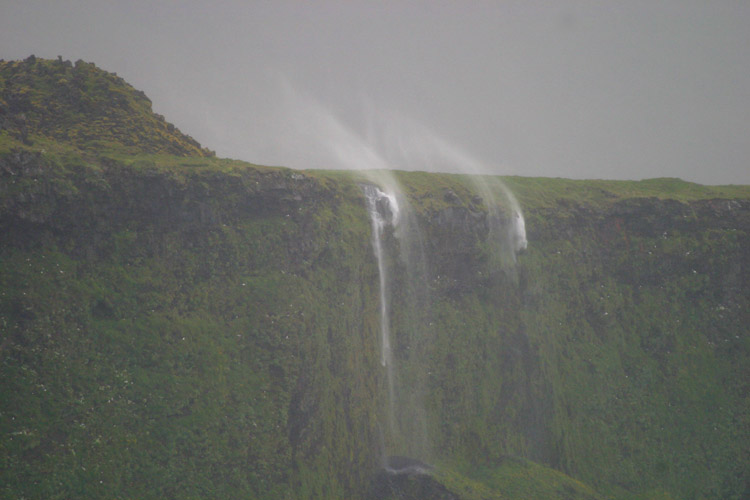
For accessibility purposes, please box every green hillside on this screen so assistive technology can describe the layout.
[0,55,212,157]
[1,58,748,499]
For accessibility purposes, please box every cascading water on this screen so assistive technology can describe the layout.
[363,184,399,366]
[361,104,528,262]
[362,183,400,439]
[271,82,529,472]
[473,176,528,269]
[362,179,432,471]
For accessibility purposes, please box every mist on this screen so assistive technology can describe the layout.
[2,1,750,184]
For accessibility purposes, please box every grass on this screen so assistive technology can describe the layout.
[1,55,748,500]
[0,57,213,157]
[435,457,605,500]
[502,176,750,210]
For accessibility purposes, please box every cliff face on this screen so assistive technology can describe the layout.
[492,193,749,498]
[2,150,748,499]
[375,174,750,499]
[1,59,748,500]
[0,151,388,498]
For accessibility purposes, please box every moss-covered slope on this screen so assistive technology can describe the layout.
[0,56,212,157]
[0,58,748,499]
[0,149,385,498]
[395,172,750,499]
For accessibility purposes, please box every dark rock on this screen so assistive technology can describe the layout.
[443,189,459,202]
[384,456,434,475]
[368,459,457,500]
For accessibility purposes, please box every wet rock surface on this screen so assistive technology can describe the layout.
[368,457,456,500]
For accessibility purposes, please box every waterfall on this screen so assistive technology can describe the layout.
[362,178,434,471]
[362,183,400,438]
[363,184,400,367]
[265,80,529,470]
[362,173,527,472]
[472,176,528,269]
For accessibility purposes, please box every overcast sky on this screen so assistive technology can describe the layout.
[2,1,749,184]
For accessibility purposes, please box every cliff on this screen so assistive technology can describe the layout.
[1,58,748,499]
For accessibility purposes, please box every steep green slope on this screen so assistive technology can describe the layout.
[353,170,749,499]
[509,181,749,499]
[0,56,212,156]
[1,58,748,499]
[0,149,384,498]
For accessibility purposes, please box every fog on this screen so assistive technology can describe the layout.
[2,1,750,184]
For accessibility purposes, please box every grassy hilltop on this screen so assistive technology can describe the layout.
[0,55,212,157]
[1,57,748,499]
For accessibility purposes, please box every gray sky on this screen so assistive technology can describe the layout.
[2,1,749,184]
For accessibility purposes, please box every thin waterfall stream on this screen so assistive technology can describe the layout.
[362,184,400,440]
[362,177,527,475]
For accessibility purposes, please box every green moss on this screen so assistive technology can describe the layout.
[1,56,749,500]
[436,456,605,500]
[0,57,213,157]
[502,175,750,210]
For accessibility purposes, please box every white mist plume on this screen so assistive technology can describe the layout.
[277,78,388,171]
[275,78,408,203]
[272,80,527,462]
[272,80,527,254]
[361,104,528,253]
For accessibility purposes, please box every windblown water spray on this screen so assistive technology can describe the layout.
[362,183,401,451]
[274,82,434,461]
[362,184,400,369]
[271,82,528,469]
[362,106,528,261]
[361,175,440,471]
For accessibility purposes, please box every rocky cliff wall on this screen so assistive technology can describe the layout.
[0,153,386,498]
[1,151,748,499]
